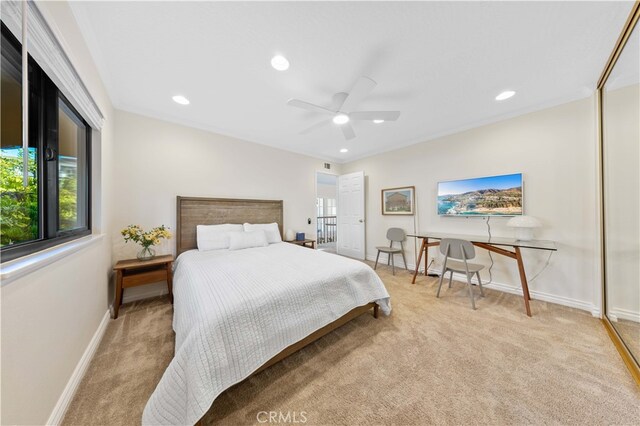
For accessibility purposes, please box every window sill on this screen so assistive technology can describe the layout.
[1,234,104,286]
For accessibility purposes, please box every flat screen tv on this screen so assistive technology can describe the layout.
[437,173,523,216]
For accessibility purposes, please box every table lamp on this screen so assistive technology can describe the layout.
[507,216,541,241]
[285,229,295,241]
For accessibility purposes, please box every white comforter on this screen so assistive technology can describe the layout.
[142,242,391,425]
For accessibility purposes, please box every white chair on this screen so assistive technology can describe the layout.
[437,238,485,309]
[374,228,408,275]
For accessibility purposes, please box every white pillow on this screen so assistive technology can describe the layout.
[243,222,282,244]
[197,224,243,251]
[228,230,269,250]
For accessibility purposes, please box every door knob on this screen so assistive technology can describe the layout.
[359,219,364,223]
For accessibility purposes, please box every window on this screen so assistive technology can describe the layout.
[316,198,336,217]
[58,99,88,232]
[316,197,324,218]
[326,198,337,216]
[1,23,91,262]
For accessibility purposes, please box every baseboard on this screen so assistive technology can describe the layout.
[46,310,110,425]
[366,254,601,317]
[609,307,640,323]
[477,275,601,317]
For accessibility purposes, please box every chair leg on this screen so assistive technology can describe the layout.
[448,270,453,288]
[387,253,391,266]
[437,268,446,297]
[401,250,408,270]
[391,253,395,275]
[476,271,485,296]
[374,251,380,270]
[466,273,476,310]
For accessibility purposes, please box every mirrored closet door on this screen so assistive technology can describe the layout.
[600,5,640,380]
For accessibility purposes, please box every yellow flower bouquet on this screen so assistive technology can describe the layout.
[121,224,171,260]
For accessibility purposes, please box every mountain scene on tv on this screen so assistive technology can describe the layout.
[437,174,523,216]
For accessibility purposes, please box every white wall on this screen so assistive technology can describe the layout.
[111,109,338,300]
[0,2,115,424]
[603,84,639,322]
[317,182,337,199]
[342,97,601,313]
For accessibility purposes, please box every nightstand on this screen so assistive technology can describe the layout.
[112,254,173,319]
[286,239,316,249]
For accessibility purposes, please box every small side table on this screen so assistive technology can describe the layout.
[286,239,316,249]
[112,254,173,319]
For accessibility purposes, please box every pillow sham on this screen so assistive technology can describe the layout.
[196,224,243,251]
[228,230,269,250]
[243,222,282,244]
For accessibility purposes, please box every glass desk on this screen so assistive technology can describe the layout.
[408,232,557,317]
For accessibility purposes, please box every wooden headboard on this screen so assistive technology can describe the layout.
[176,196,284,255]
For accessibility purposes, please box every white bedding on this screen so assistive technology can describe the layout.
[142,242,391,425]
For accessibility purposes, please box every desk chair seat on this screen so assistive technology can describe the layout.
[437,238,485,309]
[374,228,407,275]
[442,259,484,273]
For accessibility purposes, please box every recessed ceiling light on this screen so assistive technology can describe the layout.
[495,90,516,101]
[340,148,349,153]
[373,119,384,124]
[333,114,349,125]
[271,55,289,71]
[172,95,190,105]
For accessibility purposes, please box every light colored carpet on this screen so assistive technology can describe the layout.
[63,262,640,425]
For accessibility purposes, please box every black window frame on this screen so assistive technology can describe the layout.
[1,22,91,263]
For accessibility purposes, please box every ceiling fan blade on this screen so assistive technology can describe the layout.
[340,76,377,113]
[349,111,401,121]
[299,119,332,135]
[287,99,334,115]
[341,123,356,140]
[330,92,348,111]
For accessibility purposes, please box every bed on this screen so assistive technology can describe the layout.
[142,197,391,425]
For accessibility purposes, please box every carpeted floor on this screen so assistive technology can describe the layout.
[63,262,640,425]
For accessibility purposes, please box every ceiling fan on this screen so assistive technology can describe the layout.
[287,76,401,140]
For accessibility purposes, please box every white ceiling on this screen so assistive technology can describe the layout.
[69,1,634,163]
[607,22,639,91]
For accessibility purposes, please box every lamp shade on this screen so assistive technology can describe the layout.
[506,216,541,241]
[506,216,541,228]
[284,229,296,241]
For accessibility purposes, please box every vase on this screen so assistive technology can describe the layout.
[137,246,156,261]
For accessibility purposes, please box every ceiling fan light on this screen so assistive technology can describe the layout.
[373,119,384,124]
[340,148,349,153]
[333,114,349,125]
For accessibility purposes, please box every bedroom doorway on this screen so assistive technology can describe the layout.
[316,172,338,254]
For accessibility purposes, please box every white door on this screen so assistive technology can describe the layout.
[337,171,365,259]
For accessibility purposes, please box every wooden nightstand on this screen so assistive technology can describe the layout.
[286,239,316,249]
[112,254,173,319]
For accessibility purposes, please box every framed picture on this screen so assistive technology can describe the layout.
[381,186,415,215]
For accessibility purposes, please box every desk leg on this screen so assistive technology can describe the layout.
[515,246,532,317]
[412,238,427,284]
[114,270,123,319]
[424,237,429,275]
